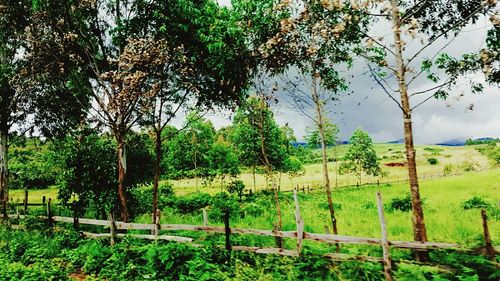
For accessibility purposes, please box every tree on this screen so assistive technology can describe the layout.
[130,0,252,224]
[208,139,240,191]
[339,128,381,185]
[166,112,216,189]
[360,0,498,260]
[305,119,339,149]
[248,0,367,236]
[52,128,153,219]
[231,96,288,189]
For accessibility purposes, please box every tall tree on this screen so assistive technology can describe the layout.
[131,0,252,223]
[24,0,252,221]
[360,0,498,260]
[0,1,31,218]
[246,0,368,236]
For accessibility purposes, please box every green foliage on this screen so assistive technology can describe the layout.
[443,164,453,176]
[9,138,58,189]
[389,193,414,212]
[51,129,154,219]
[305,120,339,149]
[427,158,439,165]
[230,96,288,174]
[339,129,381,181]
[461,161,478,172]
[165,112,216,180]
[172,193,213,214]
[477,143,500,166]
[227,179,246,200]
[209,192,241,222]
[283,156,305,179]
[129,182,175,217]
[462,196,491,210]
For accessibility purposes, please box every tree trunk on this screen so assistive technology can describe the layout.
[311,73,338,236]
[390,0,429,262]
[0,125,8,220]
[117,138,130,222]
[152,130,161,225]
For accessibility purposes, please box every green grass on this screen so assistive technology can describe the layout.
[138,168,500,246]
[9,143,499,247]
[171,143,494,195]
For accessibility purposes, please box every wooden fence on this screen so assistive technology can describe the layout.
[5,190,499,280]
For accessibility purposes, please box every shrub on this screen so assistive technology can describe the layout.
[389,193,416,212]
[461,161,477,172]
[173,193,212,214]
[462,196,490,210]
[427,158,439,165]
[227,179,245,200]
[242,202,264,217]
[443,164,453,176]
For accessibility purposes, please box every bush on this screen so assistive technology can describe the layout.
[242,202,264,217]
[462,196,490,210]
[173,193,212,214]
[129,182,175,217]
[227,179,245,200]
[389,193,417,212]
[427,158,439,165]
[443,164,453,176]
[461,161,477,172]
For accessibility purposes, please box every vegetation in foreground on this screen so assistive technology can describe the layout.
[0,226,499,281]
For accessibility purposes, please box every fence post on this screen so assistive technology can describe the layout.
[23,189,28,214]
[481,209,495,261]
[302,185,305,194]
[46,198,53,228]
[203,209,208,227]
[109,212,116,246]
[42,196,46,207]
[224,211,231,252]
[376,192,392,281]
[72,201,79,230]
[154,209,161,239]
[293,190,304,255]
[324,225,330,234]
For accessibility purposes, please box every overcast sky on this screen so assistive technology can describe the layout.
[198,0,500,144]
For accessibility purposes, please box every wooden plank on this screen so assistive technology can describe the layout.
[389,240,463,250]
[304,233,382,246]
[109,212,116,246]
[232,246,298,257]
[377,192,393,281]
[115,222,154,230]
[81,232,192,243]
[324,253,383,263]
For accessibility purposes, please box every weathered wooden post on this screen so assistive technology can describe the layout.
[324,225,330,234]
[376,192,392,281]
[202,209,208,227]
[23,189,28,214]
[72,201,79,230]
[481,209,495,261]
[224,211,231,252]
[47,198,53,228]
[42,196,46,206]
[293,190,304,255]
[302,185,305,194]
[153,209,161,239]
[108,212,116,246]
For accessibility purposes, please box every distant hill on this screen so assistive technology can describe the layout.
[436,139,466,146]
[387,139,404,144]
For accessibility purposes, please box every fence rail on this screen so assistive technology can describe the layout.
[4,189,499,281]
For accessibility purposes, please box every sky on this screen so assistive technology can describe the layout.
[199,0,500,144]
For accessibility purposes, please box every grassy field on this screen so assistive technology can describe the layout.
[135,168,499,247]
[171,143,493,195]
[8,143,499,246]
